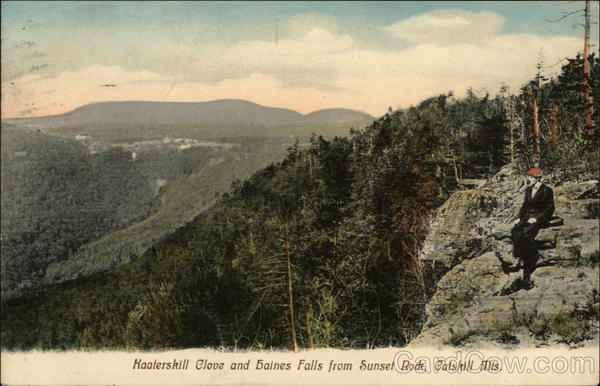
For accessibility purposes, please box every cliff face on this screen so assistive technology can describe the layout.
[411,165,599,348]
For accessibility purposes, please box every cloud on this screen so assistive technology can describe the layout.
[222,27,354,88]
[284,13,340,38]
[383,9,505,46]
[177,25,355,90]
[2,10,596,119]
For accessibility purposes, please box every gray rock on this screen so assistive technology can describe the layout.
[412,167,599,348]
[555,180,599,200]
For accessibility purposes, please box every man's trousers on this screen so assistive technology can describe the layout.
[511,220,543,281]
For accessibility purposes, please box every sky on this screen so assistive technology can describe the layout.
[1,1,599,118]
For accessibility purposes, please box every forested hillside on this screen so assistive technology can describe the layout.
[1,55,598,350]
[1,128,157,294]
[1,129,293,296]
[41,137,292,288]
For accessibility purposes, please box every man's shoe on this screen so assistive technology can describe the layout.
[522,279,534,290]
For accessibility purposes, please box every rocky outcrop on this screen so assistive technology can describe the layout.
[411,165,599,348]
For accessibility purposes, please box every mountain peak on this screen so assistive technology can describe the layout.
[3,100,375,141]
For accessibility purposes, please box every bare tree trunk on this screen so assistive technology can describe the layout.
[530,88,540,154]
[509,112,515,162]
[449,148,460,184]
[583,0,595,137]
[551,103,559,150]
[504,96,516,162]
[282,227,298,352]
[305,304,314,349]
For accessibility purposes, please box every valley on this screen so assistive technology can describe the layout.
[1,100,373,297]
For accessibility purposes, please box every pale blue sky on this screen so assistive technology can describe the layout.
[3,1,597,37]
[3,2,597,52]
[2,1,598,117]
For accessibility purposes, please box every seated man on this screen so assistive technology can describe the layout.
[511,167,555,289]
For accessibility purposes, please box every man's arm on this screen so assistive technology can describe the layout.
[518,188,529,220]
[540,186,555,220]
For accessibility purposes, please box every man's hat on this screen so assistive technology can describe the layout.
[526,167,543,177]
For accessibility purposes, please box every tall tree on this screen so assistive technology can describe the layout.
[282,227,298,352]
[546,0,596,137]
[530,85,541,154]
[550,103,559,150]
[583,0,596,137]
[529,58,547,155]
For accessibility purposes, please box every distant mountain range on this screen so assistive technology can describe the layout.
[3,100,375,140]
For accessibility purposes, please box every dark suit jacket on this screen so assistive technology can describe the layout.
[518,183,555,223]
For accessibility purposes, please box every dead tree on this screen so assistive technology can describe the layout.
[504,95,517,162]
[305,304,314,349]
[583,0,595,137]
[546,0,596,137]
[282,226,298,352]
[530,86,541,154]
[551,103,559,150]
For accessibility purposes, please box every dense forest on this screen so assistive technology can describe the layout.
[1,55,598,350]
[41,137,293,289]
[1,129,293,296]
[1,129,158,294]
